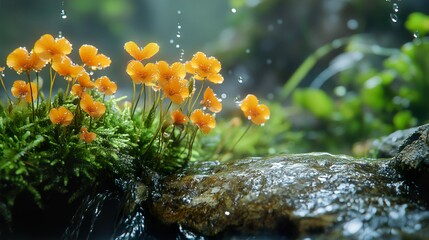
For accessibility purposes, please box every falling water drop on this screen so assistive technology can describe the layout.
[58,31,63,38]
[176,44,180,49]
[221,93,227,99]
[177,24,182,30]
[176,32,181,38]
[390,13,398,23]
[169,39,174,44]
[231,8,237,13]
[177,10,182,14]
[234,96,241,105]
[392,3,399,13]
[413,31,419,39]
[237,76,243,83]
[179,49,185,62]
[89,71,94,76]
[60,9,67,19]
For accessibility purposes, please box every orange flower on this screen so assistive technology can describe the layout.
[33,34,72,61]
[200,87,222,113]
[171,110,189,126]
[157,61,186,88]
[163,78,189,104]
[124,41,159,61]
[79,44,111,70]
[71,84,85,97]
[185,52,223,84]
[240,94,270,125]
[76,72,95,88]
[126,61,159,86]
[0,67,4,72]
[6,47,47,74]
[52,56,84,81]
[49,106,74,126]
[80,93,106,118]
[95,76,117,95]
[11,80,37,103]
[190,109,216,134]
[79,127,97,143]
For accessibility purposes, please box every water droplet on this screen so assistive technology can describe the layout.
[231,8,237,13]
[177,24,182,29]
[347,19,359,30]
[1,73,5,77]
[234,96,241,105]
[344,218,363,235]
[177,10,181,14]
[176,44,180,48]
[237,76,243,83]
[221,93,227,99]
[260,123,265,126]
[390,13,398,23]
[60,9,67,19]
[245,49,250,54]
[247,116,252,120]
[58,31,63,38]
[169,39,174,44]
[392,3,399,12]
[413,31,419,38]
[89,71,94,76]
[224,211,230,216]
[266,59,272,65]
[277,18,283,25]
[176,32,181,38]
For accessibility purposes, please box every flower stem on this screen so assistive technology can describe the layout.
[0,75,12,106]
[229,122,252,154]
[26,71,35,122]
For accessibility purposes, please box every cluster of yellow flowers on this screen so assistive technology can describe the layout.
[0,33,270,146]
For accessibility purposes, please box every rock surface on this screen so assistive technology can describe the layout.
[149,153,429,239]
[371,126,419,158]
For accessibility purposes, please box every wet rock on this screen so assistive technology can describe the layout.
[392,124,429,194]
[149,153,429,239]
[371,126,418,158]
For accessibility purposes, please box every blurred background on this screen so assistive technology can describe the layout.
[1,0,429,155]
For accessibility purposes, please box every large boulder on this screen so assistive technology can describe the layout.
[149,153,429,239]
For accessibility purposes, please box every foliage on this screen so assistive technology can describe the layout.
[282,13,429,155]
[0,34,270,225]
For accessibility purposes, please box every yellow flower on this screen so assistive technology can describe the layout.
[79,44,111,70]
[240,94,270,125]
[0,67,4,72]
[124,41,159,61]
[49,106,74,126]
[95,76,117,95]
[171,110,189,126]
[11,80,37,103]
[71,84,85,97]
[6,47,47,74]
[185,52,223,84]
[79,127,97,143]
[76,72,95,88]
[52,56,84,81]
[163,78,189,104]
[190,109,216,134]
[80,93,106,118]
[33,34,72,61]
[126,61,159,86]
[157,61,186,88]
[200,87,222,113]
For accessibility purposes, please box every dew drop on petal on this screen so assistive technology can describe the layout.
[247,116,252,120]
[231,8,237,13]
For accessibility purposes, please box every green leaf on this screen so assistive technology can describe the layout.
[405,12,429,37]
[393,111,416,129]
[293,89,334,119]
